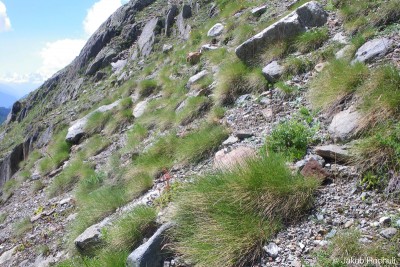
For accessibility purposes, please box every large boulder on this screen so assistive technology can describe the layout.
[138,17,160,57]
[126,223,174,267]
[235,1,327,62]
[262,61,284,83]
[328,107,361,142]
[352,38,393,64]
[5,101,22,124]
[66,100,120,144]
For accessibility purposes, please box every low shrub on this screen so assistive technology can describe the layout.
[267,118,316,161]
[13,217,33,237]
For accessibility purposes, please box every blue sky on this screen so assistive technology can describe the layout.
[0,0,128,97]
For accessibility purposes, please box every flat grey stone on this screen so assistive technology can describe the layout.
[315,145,350,162]
[352,38,393,64]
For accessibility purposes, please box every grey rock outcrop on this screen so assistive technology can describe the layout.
[177,5,192,39]
[262,61,284,83]
[235,1,327,62]
[126,223,174,267]
[0,143,24,189]
[138,17,160,57]
[165,5,179,36]
[66,100,120,144]
[328,107,361,142]
[5,101,22,124]
[352,38,393,64]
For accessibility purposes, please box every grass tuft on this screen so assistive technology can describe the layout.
[295,27,329,53]
[309,59,369,109]
[172,152,319,267]
[39,129,71,175]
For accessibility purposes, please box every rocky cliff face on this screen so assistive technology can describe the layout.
[0,0,399,266]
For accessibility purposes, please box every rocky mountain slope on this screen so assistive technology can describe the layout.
[0,0,399,266]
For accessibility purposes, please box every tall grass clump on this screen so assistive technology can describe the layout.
[39,129,71,175]
[105,205,156,251]
[124,123,148,152]
[85,111,112,136]
[55,250,129,267]
[47,160,95,197]
[138,79,158,98]
[309,59,369,109]
[172,152,320,267]
[359,64,400,126]
[295,27,329,53]
[215,60,267,105]
[176,96,211,126]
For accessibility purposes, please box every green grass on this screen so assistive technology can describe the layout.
[69,185,127,246]
[124,123,148,153]
[352,122,400,173]
[85,111,112,136]
[359,64,400,125]
[1,179,18,202]
[39,128,71,175]
[313,229,399,267]
[283,56,314,76]
[215,59,267,105]
[138,79,158,98]
[55,250,129,267]
[335,0,400,33]
[172,152,320,267]
[105,205,156,251]
[18,150,42,180]
[176,96,211,125]
[309,59,369,109]
[13,217,33,237]
[267,118,316,161]
[47,160,95,197]
[275,82,300,96]
[134,123,227,174]
[295,27,329,53]
[0,212,7,224]
[31,180,45,193]
[81,134,111,158]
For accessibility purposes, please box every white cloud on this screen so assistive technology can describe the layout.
[0,0,130,86]
[83,0,125,35]
[0,1,11,32]
[38,39,86,79]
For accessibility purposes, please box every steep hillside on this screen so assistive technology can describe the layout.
[0,0,399,266]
